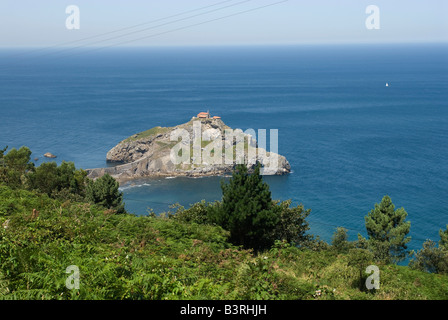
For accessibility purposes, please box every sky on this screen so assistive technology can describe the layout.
[0,0,447,47]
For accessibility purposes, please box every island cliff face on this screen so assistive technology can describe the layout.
[86,117,291,183]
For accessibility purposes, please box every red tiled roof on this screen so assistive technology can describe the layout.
[197,111,210,118]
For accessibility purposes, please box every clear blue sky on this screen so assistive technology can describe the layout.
[0,0,447,47]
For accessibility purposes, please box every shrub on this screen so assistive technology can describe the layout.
[171,200,217,225]
[272,200,311,246]
[410,239,448,275]
[364,195,411,263]
[348,248,375,290]
[27,161,87,199]
[0,146,34,188]
[85,174,125,214]
[209,164,279,251]
[331,227,351,253]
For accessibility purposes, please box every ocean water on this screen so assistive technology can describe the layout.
[1,44,447,253]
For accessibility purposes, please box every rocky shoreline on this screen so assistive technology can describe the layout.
[86,117,291,184]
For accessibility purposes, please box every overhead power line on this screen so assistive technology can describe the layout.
[5,0,240,59]
[0,0,288,69]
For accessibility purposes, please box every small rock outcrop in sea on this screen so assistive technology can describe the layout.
[86,115,291,183]
[44,152,56,158]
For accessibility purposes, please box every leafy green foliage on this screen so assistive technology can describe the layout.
[0,146,34,188]
[348,248,375,290]
[210,164,279,251]
[439,225,448,250]
[171,165,337,255]
[0,146,7,158]
[2,146,34,174]
[410,233,448,275]
[170,200,217,225]
[271,199,311,246]
[364,195,411,263]
[27,161,87,199]
[1,146,447,300]
[0,183,447,300]
[332,227,351,253]
[85,174,125,214]
[0,146,87,201]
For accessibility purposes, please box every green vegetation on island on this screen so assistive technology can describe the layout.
[0,146,447,300]
[123,126,171,143]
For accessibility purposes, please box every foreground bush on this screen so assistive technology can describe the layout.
[1,184,447,300]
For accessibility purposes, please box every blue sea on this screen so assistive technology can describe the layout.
[1,44,447,253]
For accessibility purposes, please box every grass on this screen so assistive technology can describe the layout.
[155,141,177,151]
[121,121,255,166]
[123,126,172,143]
[0,184,447,300]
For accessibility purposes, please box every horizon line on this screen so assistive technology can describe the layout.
[1,40,447,50]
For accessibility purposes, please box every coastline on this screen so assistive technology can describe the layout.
[86,117,291,184]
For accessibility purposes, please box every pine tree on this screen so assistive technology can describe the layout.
[409,240,448,274]
[364,195,411,263]
[0,146,34,188]
[27,161,87,198]
[410,225,448,274]
[439,225,448,250]
[86,174,125,214]
[332,227,350,253]
[211,163,279,251]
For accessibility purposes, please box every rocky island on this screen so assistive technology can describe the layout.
[86,113,291,184]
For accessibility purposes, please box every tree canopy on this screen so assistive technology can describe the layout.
[86,173,125,214]
[364,195,411,263]
[210,164,278,251]
[0,146,34,188]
